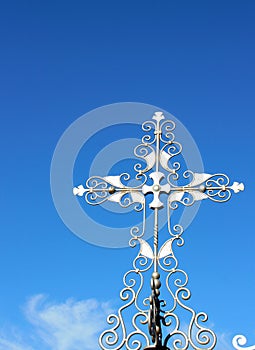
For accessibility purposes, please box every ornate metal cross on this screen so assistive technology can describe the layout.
[73,112,244,350]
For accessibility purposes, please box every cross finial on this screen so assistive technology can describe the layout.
[73,112,244,350]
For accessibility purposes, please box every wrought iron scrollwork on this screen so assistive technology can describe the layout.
[232,335,255,350]
[73,111,244,349]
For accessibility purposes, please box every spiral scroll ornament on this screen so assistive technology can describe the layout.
[73,111,244,349]
[233,335,255,350]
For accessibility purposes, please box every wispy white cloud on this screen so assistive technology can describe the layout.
[0,295,113,350]
[217,332,235,350]
[0,329,33,350]
[0,295,250,350]
[24,294,113,350]
[0,337,31,350]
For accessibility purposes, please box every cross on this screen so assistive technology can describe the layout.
[73,112,244,350]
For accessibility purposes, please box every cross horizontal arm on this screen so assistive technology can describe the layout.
[73,185,143,196]
[169,172,244,207]
[73,174,146,208]
[171,181,244,193]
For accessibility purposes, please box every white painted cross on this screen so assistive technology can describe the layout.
[73,112,244,350]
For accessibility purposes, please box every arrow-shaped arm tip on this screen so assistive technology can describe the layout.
[73,185,86,196]
[230,182,245,193]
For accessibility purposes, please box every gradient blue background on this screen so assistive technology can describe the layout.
[0,0,254,348]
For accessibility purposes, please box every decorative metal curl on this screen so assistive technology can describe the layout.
[233,335,255,350]
[141,120,157,145]
[160,119,176,144]
[99,245,151,350]
[134,144,155,175]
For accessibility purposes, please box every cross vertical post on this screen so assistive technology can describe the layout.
[154,114,162,274]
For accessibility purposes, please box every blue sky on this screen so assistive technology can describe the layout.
[0,1,255,349]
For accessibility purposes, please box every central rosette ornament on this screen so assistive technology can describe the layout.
[142,172,170,209]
